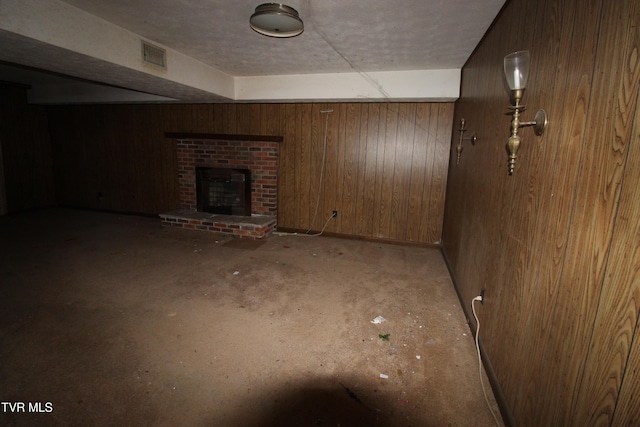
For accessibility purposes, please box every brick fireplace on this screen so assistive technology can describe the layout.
[160,134,280,239]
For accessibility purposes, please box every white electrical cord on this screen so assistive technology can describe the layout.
[307,109,332,233]
[273,213,335,238]
[304,213,334,237]
[472,296,501,427]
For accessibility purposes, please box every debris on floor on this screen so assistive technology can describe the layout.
[339,382,362,404]
[379,333,390,341]
[339,382,377,413]
[371,315,386,324]
[379,373,389,379]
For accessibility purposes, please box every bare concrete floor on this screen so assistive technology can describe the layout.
[0,209,502,426]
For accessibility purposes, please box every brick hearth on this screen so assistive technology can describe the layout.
[161,135,279,239]
[159,210,276,239]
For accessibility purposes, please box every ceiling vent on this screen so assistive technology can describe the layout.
[141,41,166,69]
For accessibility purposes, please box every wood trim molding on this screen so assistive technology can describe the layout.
[165,132,283,143]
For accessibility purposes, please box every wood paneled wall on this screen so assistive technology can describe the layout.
[0,85,55,212]
[48,105,180,215]
[47,102,453,244]
[442,0,640,424]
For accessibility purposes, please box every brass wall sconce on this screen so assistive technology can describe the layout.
[456,118,477,165]
[503,50,548,174]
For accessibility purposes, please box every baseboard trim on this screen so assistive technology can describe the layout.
[275,227,441,248]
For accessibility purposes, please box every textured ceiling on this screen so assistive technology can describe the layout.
[0,0,507,103]
[59,0,502,75]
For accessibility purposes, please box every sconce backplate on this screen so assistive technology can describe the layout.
[533,109,548,136]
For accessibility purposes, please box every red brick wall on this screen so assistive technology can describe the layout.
[176,139,278,216]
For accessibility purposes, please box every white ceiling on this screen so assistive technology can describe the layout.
[0,0,506,104]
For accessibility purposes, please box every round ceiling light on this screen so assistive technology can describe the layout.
[250,3,304,38]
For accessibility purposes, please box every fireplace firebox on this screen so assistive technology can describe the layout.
[196,167,251,216]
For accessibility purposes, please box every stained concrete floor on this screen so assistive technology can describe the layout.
[0,208,502,426]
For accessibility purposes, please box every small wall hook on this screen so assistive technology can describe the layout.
[456,118,477,165]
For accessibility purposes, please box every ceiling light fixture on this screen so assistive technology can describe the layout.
[250,3,304,38]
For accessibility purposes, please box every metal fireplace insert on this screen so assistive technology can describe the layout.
[196,167,251,216]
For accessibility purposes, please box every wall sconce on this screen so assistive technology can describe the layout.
[503,50,548,174]
[456,118,477,165]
